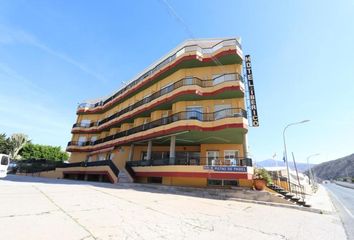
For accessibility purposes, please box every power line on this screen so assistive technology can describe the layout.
[159,0,227,71]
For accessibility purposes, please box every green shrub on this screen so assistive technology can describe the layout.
[254,168,273,184]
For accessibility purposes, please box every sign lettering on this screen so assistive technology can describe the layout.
[203,166,247,172]
[245,55,259,127]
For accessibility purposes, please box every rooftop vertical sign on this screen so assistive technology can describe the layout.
[245,55,259,127]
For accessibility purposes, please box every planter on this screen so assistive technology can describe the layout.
[254,179,266,191]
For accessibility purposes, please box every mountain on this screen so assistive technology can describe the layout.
[309,153,354,180]
[256,159,316,172]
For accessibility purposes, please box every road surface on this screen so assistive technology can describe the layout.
[324,183,354,240]
[0,175,347,240]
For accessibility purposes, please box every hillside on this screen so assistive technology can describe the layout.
[310,153,354,180]
[256,159,315,172]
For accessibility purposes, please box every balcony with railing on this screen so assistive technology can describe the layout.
[68,107,247,149]
[125,157,253,180]
[72,73,244,131]
[76,39,242,112]
[126,157,252,167]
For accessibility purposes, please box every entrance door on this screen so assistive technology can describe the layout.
[207,151,219,165]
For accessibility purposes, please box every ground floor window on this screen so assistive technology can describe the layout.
[207,179,222,186]
[63,173,111,183]
[207,179,239,187]
[147,177,162,184]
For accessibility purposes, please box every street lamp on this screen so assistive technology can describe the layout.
[283,120,310,193]
[306,153,319,185]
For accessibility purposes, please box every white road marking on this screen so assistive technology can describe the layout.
[326,187,354,219]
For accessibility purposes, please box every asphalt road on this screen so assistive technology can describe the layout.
[324,183,354,240]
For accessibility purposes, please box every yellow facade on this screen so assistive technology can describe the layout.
[63,38,253,187]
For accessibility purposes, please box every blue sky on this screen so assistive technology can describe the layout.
[0,0,353,164]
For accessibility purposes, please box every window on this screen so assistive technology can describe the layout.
[1,156,9,166]
[207,151,219,165]
[186,106,203,120]
[141,151,169,161]
[184,76,193,85]
[214,104,232,120]
[143,93,152,104]
[78,136,87,146]
[98,154,106,161]
[80,119,91,127]
[189,152,200,165]
[208,179,238,187]
[224,150,239,166]
[207,179,222,186]
[142,118,150,130]
[90,136,97,143]
[147,177,162,184]
[223,180,239,186]
[212,74,223,85]
[107,152,114,160]
[160,83,174,95]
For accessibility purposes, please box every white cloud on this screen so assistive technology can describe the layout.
[0,63,73,148]
[0,24,107,83]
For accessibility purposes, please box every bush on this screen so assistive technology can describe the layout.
[254,168,273,184]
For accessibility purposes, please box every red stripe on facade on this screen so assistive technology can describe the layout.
[72,85,242,134]
[77,49,239,114]
[67,123,246,152]
[134,171,251,180]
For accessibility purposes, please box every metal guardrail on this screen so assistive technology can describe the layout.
[126,157,252,167]
[290,182,305,199]
[68,108,247,147]
[73,73,243,129]
[16,160,120,177]
[77,39,242,111]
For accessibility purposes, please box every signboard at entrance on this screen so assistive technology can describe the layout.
[245,55,259,127]
[203,166,247,172]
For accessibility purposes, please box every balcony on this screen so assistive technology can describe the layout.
[68,107,247,149]
[72,73,244,130]
[126,157,252,167]
[76,39,242,113]
[125,157,253,181]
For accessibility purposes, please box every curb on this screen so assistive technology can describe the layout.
[227,197,331,215]
[120,183,331,214]
[334,181,354,190]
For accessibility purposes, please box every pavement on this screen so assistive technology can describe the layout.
[0,175,347,240]
[304,184,336,213]
[324,183,354,240]
[335,181,354,189]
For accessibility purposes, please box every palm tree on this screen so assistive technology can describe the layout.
[8,133,30,159]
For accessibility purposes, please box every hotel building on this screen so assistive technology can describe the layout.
[64,38,254,187]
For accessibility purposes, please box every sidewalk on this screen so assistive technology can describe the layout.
[0,175,347,240]
[305,184,336,213]
[335,181,354,189]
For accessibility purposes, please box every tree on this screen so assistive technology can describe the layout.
[0,133,11,154]
[20,143,69,161]
[8,133,30,159]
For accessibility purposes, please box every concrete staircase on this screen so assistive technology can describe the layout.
[267,183,311,207]
[117,169,134,183]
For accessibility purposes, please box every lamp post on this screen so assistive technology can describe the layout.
[306,153,319,185]
[283,120,310,193]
